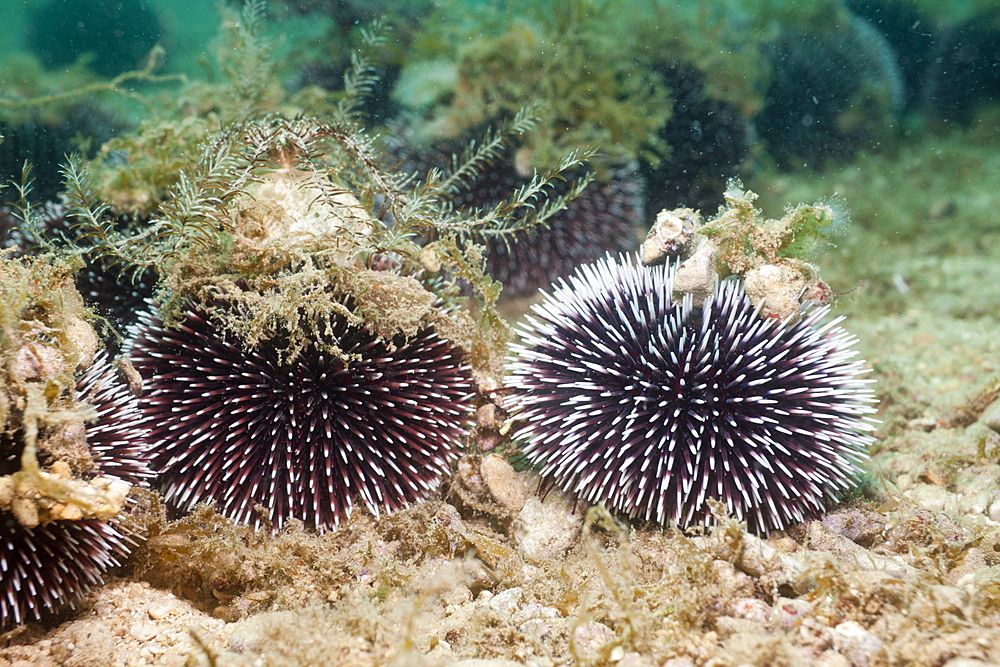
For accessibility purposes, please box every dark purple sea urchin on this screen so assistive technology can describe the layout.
[508,255,877,535]
[0,517,131,628]
[1,354,150,628]
[128,303,474,532]
[77,352,155,488]
[383,130,644,298]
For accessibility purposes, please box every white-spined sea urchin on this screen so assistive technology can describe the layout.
[1,354,150,628]
[507,254,877,535]
[77,352,155,488]
[129,303,474,532]
[0,517,131,628]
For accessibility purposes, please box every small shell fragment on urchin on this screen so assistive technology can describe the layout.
[128,303,475,532]
[507,253,877,535]
[640,207,700,266]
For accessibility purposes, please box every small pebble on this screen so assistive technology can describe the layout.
[772,598,811,630]
[513,495,583,560]
[729,598,771,624]
[987,495,1000,523]
[128,621,158,642]
[147,601,175,620]
[832,621,885,667]
[488,587,523,615]
[662,658,697,667]
[481,454,527,511]
[617,652,658,667]
[980,397,1000,433]
[572,620,617,660]
[516,602,560,623]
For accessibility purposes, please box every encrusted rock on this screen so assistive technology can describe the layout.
[772,597,811,630]
[980,397,1000,434]
[728,597,771,624]
[571,620,618,662]
[726,532,812,596]
[10,342,66,382]
[672,239,718,306]
[821,509,887,548]
[49,619,118,667]
[488,587,523,615]
[743,262,810,322]
[64,314,100,371]
[711,560,756,598]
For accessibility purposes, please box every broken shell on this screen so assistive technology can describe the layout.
[641,207,701,266]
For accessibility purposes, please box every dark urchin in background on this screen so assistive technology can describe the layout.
[1,354,150,628]
[129,303,475,532]
[507,255,877,535]
[922,10,1000,125]
[0,200,156,343]
[640,62,750,219]
[478,159,644,298]
[384,132,644,298]
[755,15,903,169]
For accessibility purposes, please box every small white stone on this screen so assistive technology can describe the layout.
[729,597,771,624]
[128,621,158,642]
[518,618,555,639]
[979,397,1000,433]
[814,650,851,667]
[147,601,175,620]
[513,494,583,560]
[907,483,949,512]
[662,658,697,667]
[616,652,658,667]
[832,621,884,667]
[772,598,811,630]
[481,454,527,511]
[572,621,617,660]
[929,585,967,616]
[987,493,1000,523]
[488,587,523,615]
[516,602,560,623]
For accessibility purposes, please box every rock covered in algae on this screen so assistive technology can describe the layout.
[642,182,840,321]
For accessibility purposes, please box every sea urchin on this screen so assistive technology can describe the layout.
[507,254,876,535]
[0,517,131,628]
[1,353,150,628]
[129,303,474,532]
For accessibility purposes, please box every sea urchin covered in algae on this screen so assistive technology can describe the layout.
[1,354,151,628]
[507,254,877,535]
